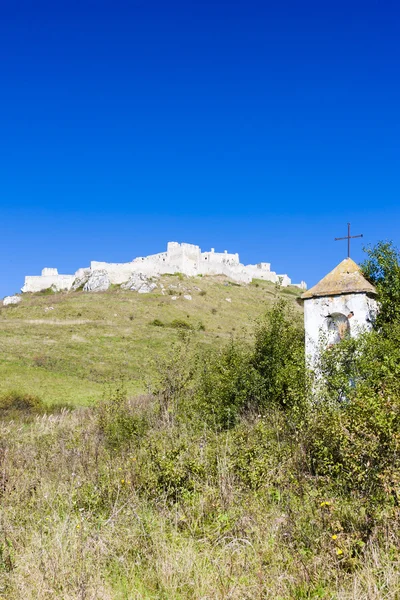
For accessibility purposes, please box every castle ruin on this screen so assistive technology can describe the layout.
[21,242,307,293]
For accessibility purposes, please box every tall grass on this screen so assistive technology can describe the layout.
[2,294,400,598]
[1,401,399,599]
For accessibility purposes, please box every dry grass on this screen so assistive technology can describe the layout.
[0,405,399,599]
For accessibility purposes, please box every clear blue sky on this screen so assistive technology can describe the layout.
[1,0,399,297]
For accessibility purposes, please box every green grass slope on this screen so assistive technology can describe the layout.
[0,274,302,406]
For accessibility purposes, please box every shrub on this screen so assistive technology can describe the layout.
[194,300,308,429]
[150,318,164,327]
[170,319,192,330]
[196,340,255,429]
[150,333,195,419]
[231,413,291,490]
[308,322,400,504]
[97,386,150,450]
[38,287,56,295]
[361,240,400,328]
[142,435,206,502]
[306,386,400,505]
[252,299,307,412]
[0,391,44,413]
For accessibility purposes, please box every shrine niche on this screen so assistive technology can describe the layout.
[326,312,350,346]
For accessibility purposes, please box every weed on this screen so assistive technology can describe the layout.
[170,319,193,330]
[150,319,165,327]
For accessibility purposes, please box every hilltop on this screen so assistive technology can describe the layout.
[21,241,307,293]
[0,274,302,406]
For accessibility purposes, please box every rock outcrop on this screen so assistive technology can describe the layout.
[83,270,111,293]
[72,268,91,291]
[121,273,157,294]
[3,295,21,306]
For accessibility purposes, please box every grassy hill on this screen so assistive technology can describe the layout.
[0,274,302,406]
[2,251,400,599]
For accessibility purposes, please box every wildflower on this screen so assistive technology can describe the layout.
[332,534,337,540]
[336,548,343,555]
[121,479,125,484]
[76,524,80,529]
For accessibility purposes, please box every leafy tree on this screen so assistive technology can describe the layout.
[309,319,400,503]
[195,300,307,429]
[361,240,400,328]
[195,339,255,429]
[252,299,307,411]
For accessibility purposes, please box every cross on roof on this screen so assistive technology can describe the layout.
[334,223,363,258]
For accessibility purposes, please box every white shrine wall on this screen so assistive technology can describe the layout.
[303,292,378,367]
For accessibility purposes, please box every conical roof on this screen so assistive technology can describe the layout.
[301,258,377,300]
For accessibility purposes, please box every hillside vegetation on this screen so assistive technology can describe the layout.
[2,246,400,599]
[0,274,300,405]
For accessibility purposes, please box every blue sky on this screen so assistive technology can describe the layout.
[1,0,399,297]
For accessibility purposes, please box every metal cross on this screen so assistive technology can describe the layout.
[334,223,363,258]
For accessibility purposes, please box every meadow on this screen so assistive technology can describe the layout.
[0,275,299,405]
[1,263,400,599]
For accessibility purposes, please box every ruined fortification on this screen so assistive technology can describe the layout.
[21,242,306,293]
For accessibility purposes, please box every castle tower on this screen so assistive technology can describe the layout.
[301,258,378,366]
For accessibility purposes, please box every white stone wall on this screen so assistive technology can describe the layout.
[22,268,75,293]
[21,242,305,292]
[304,292,378,367]
[90,261,140,284]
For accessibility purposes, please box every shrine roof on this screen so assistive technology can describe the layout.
[301,258,377,300]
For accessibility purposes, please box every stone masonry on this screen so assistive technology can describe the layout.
[21,242,307,293]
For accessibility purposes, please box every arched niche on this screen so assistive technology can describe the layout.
[326,312,350,346]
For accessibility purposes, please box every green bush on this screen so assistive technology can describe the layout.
[308,323,400,505]
[194,300,307,429]
[231,413,291,490]
[307,389,400,505]
[37,287,56,295]
[196,340,255,429]
[170,319,193,330]
[150,333,195,419]
[149,318,164,327]
[252,299,307,411]
[97,386,151,450]
[361,240,400,328]
[142,436,206,502]
[0,391,44,414]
